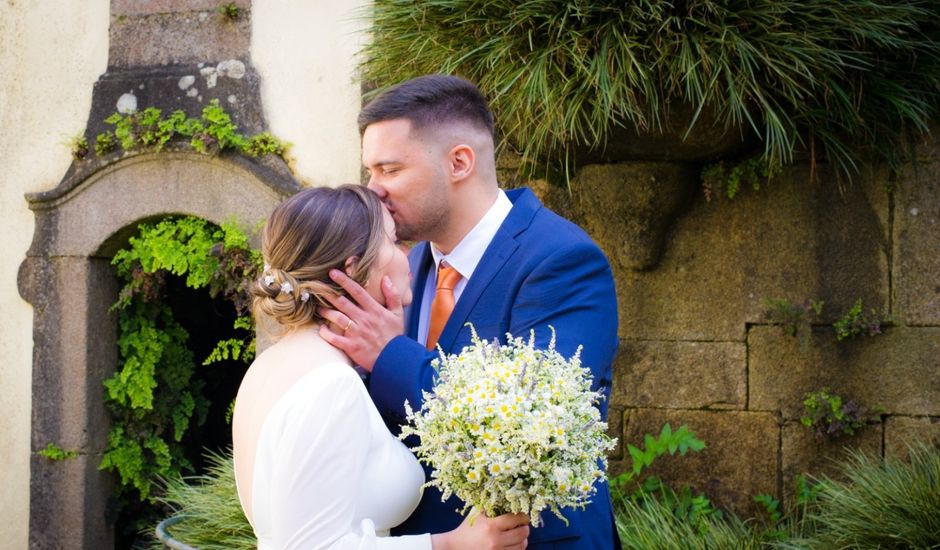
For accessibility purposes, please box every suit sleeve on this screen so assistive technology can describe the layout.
[509,240,619,408]
[369,335,440,427]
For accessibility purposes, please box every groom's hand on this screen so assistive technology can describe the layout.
[318,269,404,371]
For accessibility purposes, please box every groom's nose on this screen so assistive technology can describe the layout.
[366,179,387,199]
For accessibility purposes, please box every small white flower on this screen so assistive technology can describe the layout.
[281,282,293,294]
[300,290,310,302]
[263,275,275,286]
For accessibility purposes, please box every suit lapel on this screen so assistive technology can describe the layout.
[405,241,433,339]
[434,188,541,351]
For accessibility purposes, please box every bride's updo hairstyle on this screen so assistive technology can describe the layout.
[252,184,386,329]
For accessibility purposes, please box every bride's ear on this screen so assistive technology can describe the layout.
[344,256,358,277]
[344,256,370,289]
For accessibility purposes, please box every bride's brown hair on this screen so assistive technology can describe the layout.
[251,184,386,328]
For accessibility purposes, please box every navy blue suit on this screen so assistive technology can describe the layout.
[369,188,620,548]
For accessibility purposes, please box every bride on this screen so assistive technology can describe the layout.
[232,184,530,549]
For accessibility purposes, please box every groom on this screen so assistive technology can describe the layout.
[320,74,620,549]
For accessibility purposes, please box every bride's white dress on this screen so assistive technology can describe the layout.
[241,362,432,549]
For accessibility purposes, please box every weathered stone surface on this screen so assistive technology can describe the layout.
[780,420,882,506]
[109,10,250,69]
[86,63,266,143]
[25,153,288,258]
[913,124,940,161]
[543,163,891,341]
[610,408,779,516]
[893,161,940,325]
[29,452,113,550]
[27,257,115,454]
[611,340,746,409]
[571,163,697,271]
[112,0,250,17]
[885,416,940,459]
[749,326,940,418]
[572,102,757,163]
[607,407,624,460]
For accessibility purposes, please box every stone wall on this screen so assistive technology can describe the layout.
[528,151,940,516]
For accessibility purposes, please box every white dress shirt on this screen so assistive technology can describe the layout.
[417,189,513,347]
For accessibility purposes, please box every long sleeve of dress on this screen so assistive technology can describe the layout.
[252,365,432,550]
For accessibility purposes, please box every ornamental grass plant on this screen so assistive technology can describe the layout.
[360,1,940,182]
[614,495,767,550]
[151,451,255,550]
[778,442,940,549]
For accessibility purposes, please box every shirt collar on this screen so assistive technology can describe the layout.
[430,189,513,279]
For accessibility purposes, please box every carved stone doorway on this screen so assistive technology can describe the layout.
[18,152,297,548]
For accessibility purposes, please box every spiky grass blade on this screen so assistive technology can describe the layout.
[151,450,255,550]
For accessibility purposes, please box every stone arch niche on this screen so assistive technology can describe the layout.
[17,151,299,549]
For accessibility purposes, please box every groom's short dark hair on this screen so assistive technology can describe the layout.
[358,74,495,141]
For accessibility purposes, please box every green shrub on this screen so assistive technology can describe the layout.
[218,3,239,21]
[360,1,940,185]
[153,450,255,549]
[615,493,766,550]
[780,443,940,549]
[612,425,727,536]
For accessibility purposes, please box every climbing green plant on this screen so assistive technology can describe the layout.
[102,216,262,508]
[93,100,289,161]
[800,389,872,440]
[38,443,78,461]
[66,134,89,161]
[218,2,240,22]
[834,298,893,341]
[763,297,824,342]
[610,424,720,534]
[701,157,783,201]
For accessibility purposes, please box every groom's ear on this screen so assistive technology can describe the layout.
[447,144,475,182]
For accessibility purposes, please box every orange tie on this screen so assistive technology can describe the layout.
[427,265,462,350]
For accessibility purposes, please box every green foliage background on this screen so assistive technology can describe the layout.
[361,0,940,185]
[101,217,261,525]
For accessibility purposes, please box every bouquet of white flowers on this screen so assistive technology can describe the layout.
[401,326,616,527]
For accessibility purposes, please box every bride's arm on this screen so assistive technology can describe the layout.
[265,369,432,550]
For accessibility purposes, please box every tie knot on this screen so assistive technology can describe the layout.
[436,265,462,291]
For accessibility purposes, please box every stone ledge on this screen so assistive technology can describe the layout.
[29,453,113,549]
[607,407,624,460]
